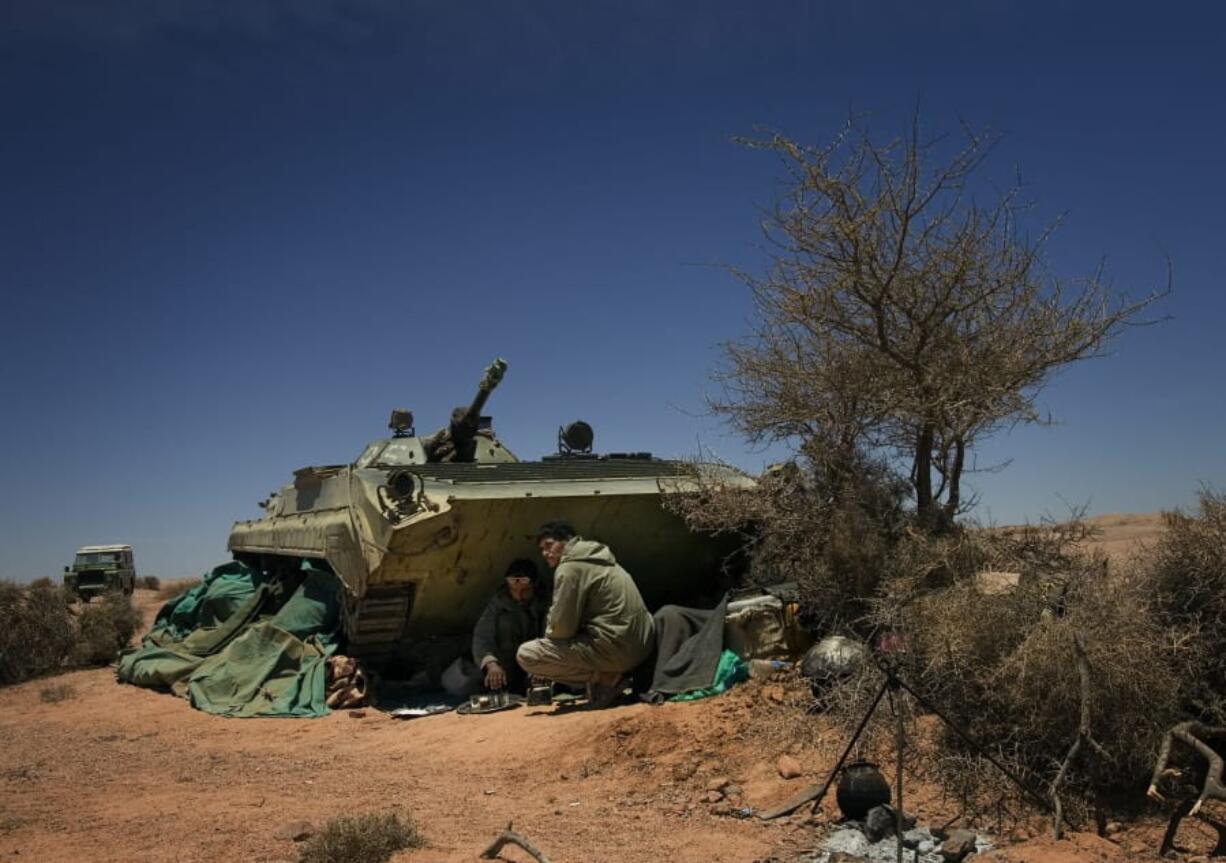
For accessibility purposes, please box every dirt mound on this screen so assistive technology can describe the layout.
[977,832,1129,862]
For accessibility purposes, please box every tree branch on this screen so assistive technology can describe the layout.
[480,822,552,863]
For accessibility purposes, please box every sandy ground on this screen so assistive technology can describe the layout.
[1081,512,1167,566]
[7,657,1181,863]
[0,514,1211,863]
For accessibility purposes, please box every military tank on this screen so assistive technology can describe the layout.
[227,358,754,667]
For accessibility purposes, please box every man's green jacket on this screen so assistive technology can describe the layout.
[472,586,547,671]
[545,537,655,672]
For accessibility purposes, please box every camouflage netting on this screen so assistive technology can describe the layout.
[117,560,342,718]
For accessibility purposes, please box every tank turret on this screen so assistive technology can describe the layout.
[423,358,507,463]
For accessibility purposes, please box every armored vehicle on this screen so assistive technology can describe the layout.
[228,359,753,667]
[64,544,136,601]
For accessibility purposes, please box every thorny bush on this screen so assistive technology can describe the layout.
[847,519,1200,821]
[1148,489,1226,723]
[0,580,142,685]
[75,590,143,666]
[666,453,908,633]
[0,579,77,685]
[673,464,1221,820]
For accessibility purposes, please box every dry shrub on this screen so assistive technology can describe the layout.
[157,578,201,600]
[39,683,76,703]
[297,811,422,863]
[75,592,142,666]
[667,455,907,632]
[139,575,160,591]
[0,581,142,685]
[846,522,1192,819]
[0,579,77,685]
[1148,489,1226,721]
[674,464,1223,819]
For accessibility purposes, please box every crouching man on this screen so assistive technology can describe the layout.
[516,521,654,708]
[472,558,548,693]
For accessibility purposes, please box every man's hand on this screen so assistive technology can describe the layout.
[1147,783,1165,803]
[484,661,507,691]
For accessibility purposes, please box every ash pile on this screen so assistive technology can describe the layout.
[800,756,991,863]
[804,808,992,863]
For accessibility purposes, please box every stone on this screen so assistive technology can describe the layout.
[706,776,731,792]
[863,805,897,843]
[777,754,804,779]
[940,829,979,862]
[827,854,870,863]
[902,827,931,849]
[973,570,1021,595]
[706,790,724,803]
[710,802,733,816]
[725,784,743,796]
[672,762,697,781]
[276,821,314,842]
[822,827,870,858]
[1104,820,1123,836]
[918,839,936,854]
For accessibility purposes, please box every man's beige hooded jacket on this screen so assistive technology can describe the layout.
[545,537,654,672]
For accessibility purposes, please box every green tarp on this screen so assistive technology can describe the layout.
[117,560,342,718]
[669,649,749,702]
[146,560,268,645]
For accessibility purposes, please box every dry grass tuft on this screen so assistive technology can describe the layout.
[39,683,77,703]
[156,578,202,601]
[297,811,423,863]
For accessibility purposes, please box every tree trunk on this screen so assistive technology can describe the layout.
[940,437,966,528]
[914,423,935,528]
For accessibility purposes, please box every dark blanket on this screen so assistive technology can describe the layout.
[643,596,728,703]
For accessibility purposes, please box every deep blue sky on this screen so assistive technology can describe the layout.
[2,2,1222,581]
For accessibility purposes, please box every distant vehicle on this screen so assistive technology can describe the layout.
[64,544,136,601]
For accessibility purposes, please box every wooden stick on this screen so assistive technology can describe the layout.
[893,689,904,863]
[758,676,892,820]
[480,821,552,863]
[1051,630,1098,840]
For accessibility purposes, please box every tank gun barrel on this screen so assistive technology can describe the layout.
[450,357,507,442]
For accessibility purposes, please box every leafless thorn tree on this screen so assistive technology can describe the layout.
[717,112,1167,532]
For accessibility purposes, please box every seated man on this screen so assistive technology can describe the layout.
[472,558,548,693]
[516,521,655,708]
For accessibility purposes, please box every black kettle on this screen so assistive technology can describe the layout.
[835,759,891,819]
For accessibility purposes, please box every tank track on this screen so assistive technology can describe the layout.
[345,584,416,666]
